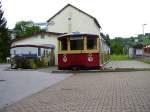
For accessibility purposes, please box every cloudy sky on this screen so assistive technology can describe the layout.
[1,0,150,38]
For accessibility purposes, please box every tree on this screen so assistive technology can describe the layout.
[100,33,111,46]
[111,37,124,54]
[14,21,45,37]
[0,1,10,62]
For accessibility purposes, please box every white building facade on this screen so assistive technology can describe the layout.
[47,4,101,35]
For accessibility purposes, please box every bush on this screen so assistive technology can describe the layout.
[11,56,50,69]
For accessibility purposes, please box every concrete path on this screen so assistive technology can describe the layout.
[104,60,150,69]
[1,71,150,112]
[0,64,72,109]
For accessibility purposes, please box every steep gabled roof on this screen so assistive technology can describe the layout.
[47,4,101,28]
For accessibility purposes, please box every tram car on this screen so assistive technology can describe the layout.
[58,33,110,70]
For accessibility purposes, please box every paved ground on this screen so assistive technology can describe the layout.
[1,71,150,112]
[104,60,150,69]
[0,64,72,109]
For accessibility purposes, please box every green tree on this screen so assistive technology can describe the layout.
[100,33,111,46]
[14,21,45,37]
[111,37,124,54]
[0,1,10,62]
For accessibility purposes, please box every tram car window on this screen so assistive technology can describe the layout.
[87,37,97,50]
[60,38,67,50]
[70,36,84,50]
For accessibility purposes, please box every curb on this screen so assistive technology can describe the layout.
[52,68,150,73]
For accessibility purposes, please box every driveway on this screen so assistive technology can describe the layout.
[104,60,150,69]
[1,71,150,112]
[0,64,72,108]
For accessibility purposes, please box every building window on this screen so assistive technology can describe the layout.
[43,49,48,57]
[38,48,41,56]
[87,37,97,50]
[60,38,67,51]
[14,50,16,55]
[70,36,84,50]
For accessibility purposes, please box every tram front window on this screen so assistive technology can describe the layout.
[87,37,97,50]
[60,38,67,51]
[70,37,84,50]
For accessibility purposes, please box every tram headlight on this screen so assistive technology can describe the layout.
[88,53,93,62]
[63,54,67,63]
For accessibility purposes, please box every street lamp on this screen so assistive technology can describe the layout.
[142,24,147,35]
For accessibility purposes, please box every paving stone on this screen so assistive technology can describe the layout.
[1,71,150,112]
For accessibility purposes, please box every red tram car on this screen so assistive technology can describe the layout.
[58,33,110,70]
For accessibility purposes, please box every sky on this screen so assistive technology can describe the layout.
[1,0,150,38]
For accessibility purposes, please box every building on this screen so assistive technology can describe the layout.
[128,44,144,58]
[11,4,108,66]
[11,32,61,65]
[47,4,101,35]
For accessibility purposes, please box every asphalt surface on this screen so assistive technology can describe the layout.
[0,64,72,109]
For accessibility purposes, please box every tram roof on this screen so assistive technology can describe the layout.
[58,32,99,38]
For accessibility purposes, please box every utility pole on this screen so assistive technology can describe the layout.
[142,24,147,36]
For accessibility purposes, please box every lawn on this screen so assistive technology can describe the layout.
[138,59,150,64]
[111,55,130,61]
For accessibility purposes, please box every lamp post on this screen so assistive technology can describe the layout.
[142,24,147,35]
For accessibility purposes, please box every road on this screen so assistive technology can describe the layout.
[1,71,150,112]
[0,64,72,109]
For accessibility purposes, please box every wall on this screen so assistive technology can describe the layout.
[128,48,134,58]
[47,6,100,35]
[136,49,143,56]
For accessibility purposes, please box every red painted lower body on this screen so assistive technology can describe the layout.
[58,53,100,70]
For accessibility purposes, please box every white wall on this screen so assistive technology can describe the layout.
[47,6,100,35]
[136,49,143,55]
[11,34,59,65]
[100,38,110,54]
[128,48,134,58]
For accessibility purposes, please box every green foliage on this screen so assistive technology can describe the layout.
[14,21,45,37]
[0,1,10,61]
[142,60,150,64]
[11,56,49,69]
[100,33,111,46]
[111,37,124,54]
[111,55,130,60]
[110,33,150,55]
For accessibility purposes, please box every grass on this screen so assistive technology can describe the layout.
[138,59,150,64]
[111,55,131,61]
[142,60,150,64]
